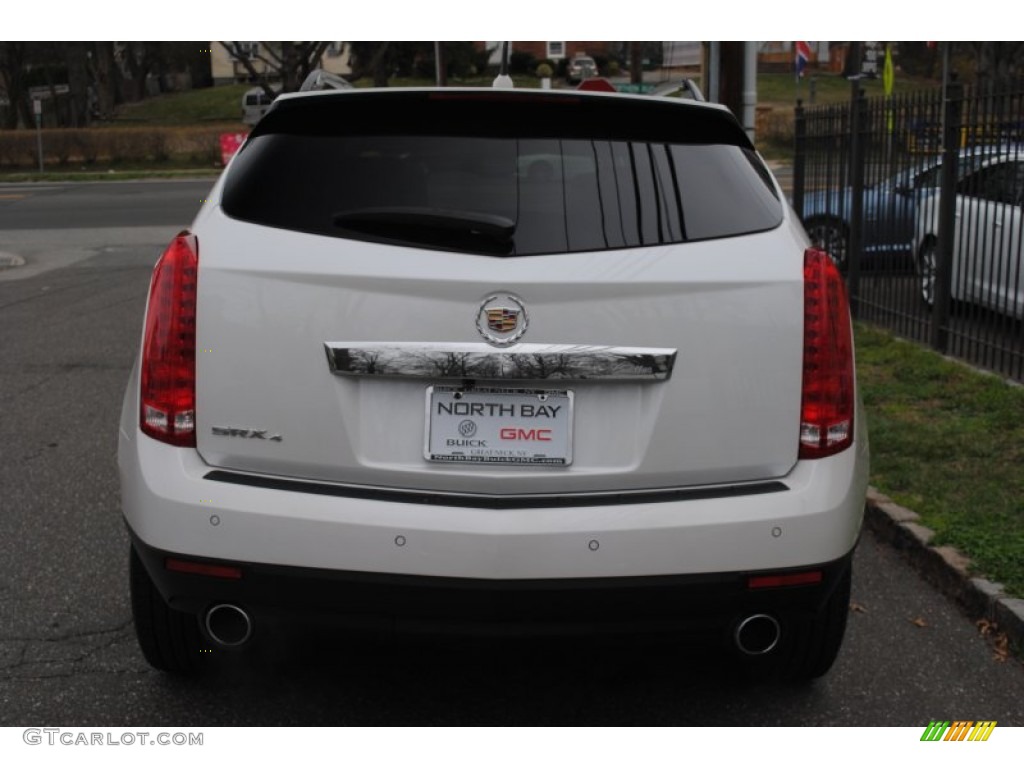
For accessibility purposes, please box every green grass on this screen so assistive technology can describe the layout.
[349,74,542,89]
[0,168,221,183]
[0,153,226,182]
[855,323,1024,595]
[110,84,250,125]
[107,77,546,127]
[758,71,940,107]
[92,71,941,130]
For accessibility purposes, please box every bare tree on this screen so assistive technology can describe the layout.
[952,42,1024,93]
[0,42,33,128]
[219,42,331,96]
[90,42,123,119]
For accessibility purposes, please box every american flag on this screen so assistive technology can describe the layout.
[795,41,812,78]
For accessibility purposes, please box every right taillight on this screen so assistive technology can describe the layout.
[139,232,198,447]
[800,248,854,459]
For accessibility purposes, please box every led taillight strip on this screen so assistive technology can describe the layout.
[800,248,854,459]
[139,232,198,447]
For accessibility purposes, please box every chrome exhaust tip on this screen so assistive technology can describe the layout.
[734,613,781,656]
[205,604,253,647]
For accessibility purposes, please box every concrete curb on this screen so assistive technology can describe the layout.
[865,486,1024,652]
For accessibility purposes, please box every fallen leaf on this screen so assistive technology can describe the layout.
[849,602,868,614]
[910,616,928,628]
[992,632,1010,663]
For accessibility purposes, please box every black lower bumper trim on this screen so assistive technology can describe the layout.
[130,530,854,637]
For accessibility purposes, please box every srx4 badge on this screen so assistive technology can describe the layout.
[211,426,283,442]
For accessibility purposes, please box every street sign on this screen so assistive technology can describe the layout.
[615,83,655,94]
[862,42,881,78]
[219,133,248,167]
[33,99,42,116]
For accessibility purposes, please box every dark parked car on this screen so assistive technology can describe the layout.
[801,146,1016,272]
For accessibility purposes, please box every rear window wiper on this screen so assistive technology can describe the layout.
[332,207,516,254]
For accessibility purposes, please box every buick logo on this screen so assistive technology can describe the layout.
[458,419,477,437]
[476,293,528,347]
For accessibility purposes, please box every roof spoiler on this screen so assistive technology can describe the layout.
[299,69,354,92]
[651,78,706,101]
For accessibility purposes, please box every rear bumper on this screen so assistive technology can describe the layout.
[120,426,867,581]
[129,530,855,637]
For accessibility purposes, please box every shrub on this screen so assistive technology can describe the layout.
[49,131,74,166]
[73,131,98,165]
[756,107,794,145]
[0,125,239,168]
[508,51,537,75]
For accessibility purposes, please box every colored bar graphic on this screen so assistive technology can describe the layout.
[920,720,996,742]
[921,721,950,741]
[968,722,997,742]
[944,721,972,741]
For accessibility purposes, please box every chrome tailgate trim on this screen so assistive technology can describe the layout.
[324,342,676,381]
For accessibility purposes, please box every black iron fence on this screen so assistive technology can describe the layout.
[793,79,1024,382]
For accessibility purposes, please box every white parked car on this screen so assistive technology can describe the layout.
[914,153,1024,318]
[241,87,275,125]
[119,87,869,679]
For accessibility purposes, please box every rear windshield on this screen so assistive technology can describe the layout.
[222,91,782,256]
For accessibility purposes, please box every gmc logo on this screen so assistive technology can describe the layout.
[500,427,552,442]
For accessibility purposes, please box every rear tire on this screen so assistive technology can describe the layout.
[129,546,203,675]
[917,238,938,308]
[782,565,852,681]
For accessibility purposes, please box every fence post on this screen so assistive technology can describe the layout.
[792,99,806,219]
[931,78,963,354]
[846,87,867,315]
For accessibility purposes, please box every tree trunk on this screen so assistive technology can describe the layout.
[0,42,30,129]
[280,41,297,92]
[92,42,118,117]
[373,43,391,88]
[66,42,90,127]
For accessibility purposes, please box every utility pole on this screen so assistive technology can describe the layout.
[630,42,642,85]
[704,42,757,142]
[434,42,446,87]
[717,42,745,118]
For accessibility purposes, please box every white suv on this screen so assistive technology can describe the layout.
[119,88,868,679]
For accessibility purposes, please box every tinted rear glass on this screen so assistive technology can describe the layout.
[222,91,782,256]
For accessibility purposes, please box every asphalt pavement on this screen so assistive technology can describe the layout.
[1,179,1022,725]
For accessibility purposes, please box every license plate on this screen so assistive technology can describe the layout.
[425,386,573,466]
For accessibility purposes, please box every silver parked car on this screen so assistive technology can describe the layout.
[566,56,598,84]
[914,152,1024,318]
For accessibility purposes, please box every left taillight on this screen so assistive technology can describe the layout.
[140,232,198,447]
